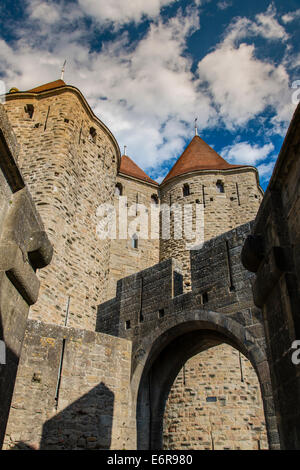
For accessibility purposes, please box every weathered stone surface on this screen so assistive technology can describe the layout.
[0,104,52,446]
[242,102,300,449]
[3,320,134,450]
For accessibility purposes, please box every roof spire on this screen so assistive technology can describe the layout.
[194,117,198,136]
[61,60,66,80]
[124,145,127,156]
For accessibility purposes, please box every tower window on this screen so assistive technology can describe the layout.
[115,183,123,196]
[131,234,138,249]
[151,194,159,205]
[183,184,190,197]
[24,104,34,119]
[89,127,97,143]
[216,180,224,193]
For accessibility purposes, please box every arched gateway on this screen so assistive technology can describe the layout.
[132,310,273,449]
[98,221,280,450]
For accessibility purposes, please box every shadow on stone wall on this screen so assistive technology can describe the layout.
[39,382,114,450]
[0,313,19,448]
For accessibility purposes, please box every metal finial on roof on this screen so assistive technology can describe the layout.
[61,60,66,80]
[124,145,127,156]
[194,117,198,136]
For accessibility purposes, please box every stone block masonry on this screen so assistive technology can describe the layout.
[108,173,159,300]
[242,102,300,449]
[163,344,268,450]
[97,222,279,449]
[0,104,52,446]
[3,320,135,450]
[5,86,120,330]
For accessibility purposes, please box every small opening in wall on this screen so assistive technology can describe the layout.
[115,183,123,196]
[206,396,217,402]
[158,308,165,318]
[125,320,131,330]
[202,292,208,304]
[216,180,225,193]
[139,312,144,323]
[64,118,69,123]
[131,234,138,249]
[196,199,200,204]
[24,103,34,119]
[183,183,190,197]
[229,285,235,292]
[151,194,159,205]
[210,197,213,202]
[90,127,97,143]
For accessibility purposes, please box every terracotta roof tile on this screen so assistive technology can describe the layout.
[119,155,158,185]
[162,135,245,184]
[27,79,66,93]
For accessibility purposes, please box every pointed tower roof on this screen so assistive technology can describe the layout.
[27,79,66,93]
[162,135,245,184]
[119,154,158,185]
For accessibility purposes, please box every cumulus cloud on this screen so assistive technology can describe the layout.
[256,159,276,181]
[196,4,295,131]
[282,9,300,24]
[221,4,289,46]
[0,0,296,181]
[27,0,61,24]
[78,0,178,26]
[197,41,292,129]
[252,3,288,42]
[222,141,276,182]
[221,141,274,165]
[0,6,217,171]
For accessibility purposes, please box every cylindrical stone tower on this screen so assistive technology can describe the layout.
[4,80,121,329]
[160,135,267,450]
[160,135,263,290]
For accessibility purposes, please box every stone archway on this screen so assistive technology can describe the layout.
[131,309,278,450]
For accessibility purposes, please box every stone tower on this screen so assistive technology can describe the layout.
[160,135,263,291]
[4,80,120,330]
[108,152,159,299]
[160,135,267,449]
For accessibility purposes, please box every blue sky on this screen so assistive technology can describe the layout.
[0,0,299,190]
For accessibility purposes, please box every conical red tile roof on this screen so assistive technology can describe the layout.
[162,135,245,184]
[27,79,66,93]
[119,155,158,185]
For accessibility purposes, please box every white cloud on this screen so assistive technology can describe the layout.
[197,40,293,129]
[0,7,217,171]
[221,142,274,165]
[27,0,61,24]
[252,3,288,42]
[0,1,296,179]
[257,159,276,181]
[78,0,178,26]
[217,1,232,11]
[282,9,300,24]
[222,4,288,45]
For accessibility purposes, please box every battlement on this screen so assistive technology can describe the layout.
[97,221,264,355]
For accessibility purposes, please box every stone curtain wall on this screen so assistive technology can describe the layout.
[3,320,135,450]
[5,89,119,330]
[163,344,267,450]
[0,104,52,446]
[107,174,159,300]
[160,169,262,291]
[241,103,300,449]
